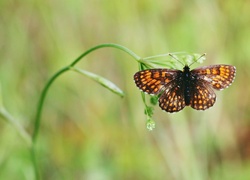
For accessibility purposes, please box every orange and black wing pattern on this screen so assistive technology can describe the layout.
[134,69,180,95]
[188,65,236,110]
[189,80,216,110]
[191,65,236,90]
[134,69,186,113]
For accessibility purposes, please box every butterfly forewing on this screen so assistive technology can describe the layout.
[191,65,236,90]
[134,69,180,95]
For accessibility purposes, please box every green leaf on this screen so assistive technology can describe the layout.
[72,67,125,98]
[150,96,158,106]
[144,105,154,117]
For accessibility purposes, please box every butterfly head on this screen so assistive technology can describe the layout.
[183,65,190,72]
[182,65,192,79]
[169,53,206,70]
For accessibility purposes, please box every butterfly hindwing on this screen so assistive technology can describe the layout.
[159,83,186,112]
[189,80,216,110]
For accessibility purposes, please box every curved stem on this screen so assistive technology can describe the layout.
[31,43,140,179]
[70,43,141,66]
[31,67,70,180]
[32,67,70,142]
[32,43,140,142]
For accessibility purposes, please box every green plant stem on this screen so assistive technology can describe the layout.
[70,43,141,66]
[32,43,140,142]
[32,67,70,142]
[31,43,140,180]
[142,52,187,60]
[31,66,70,180]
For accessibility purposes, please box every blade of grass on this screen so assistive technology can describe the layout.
[71,67,125,98]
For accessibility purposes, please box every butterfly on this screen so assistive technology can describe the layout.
[134,64,236,113]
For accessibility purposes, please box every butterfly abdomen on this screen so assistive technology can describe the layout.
[183,66,191,106]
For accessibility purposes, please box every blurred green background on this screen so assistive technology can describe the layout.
[0,0,250,179]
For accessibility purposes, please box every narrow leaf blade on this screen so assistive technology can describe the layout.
[72,68,125,97]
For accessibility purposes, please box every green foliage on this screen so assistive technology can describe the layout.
[150,96,158,106]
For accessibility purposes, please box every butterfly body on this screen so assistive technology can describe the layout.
[134,64,236,113]
[182,65,192,105]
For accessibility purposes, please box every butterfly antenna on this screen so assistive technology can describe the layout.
[169,53,185,66]
[189,53,206,67]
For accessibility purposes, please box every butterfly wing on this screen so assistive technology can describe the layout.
[191,65,236,90]
[189,64,236,110]
[158,83,186,112]
[134,69,180,95]
[189,80,216,110]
